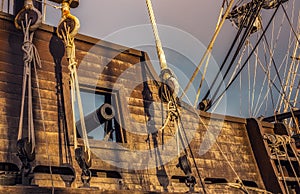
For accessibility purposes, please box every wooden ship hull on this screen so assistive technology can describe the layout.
[0,1,299,193]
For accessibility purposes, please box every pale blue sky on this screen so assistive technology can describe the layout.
[44,0,300,117]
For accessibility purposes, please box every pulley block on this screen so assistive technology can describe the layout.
[75,146,92,187]
[57,15,80,39]
[198,99,211,111]
[14,5,42,31]
[75,146,92,171]
[16,137,35,164]
[185,175,196,192]
[176,155,192,176]
[159,68,179,101]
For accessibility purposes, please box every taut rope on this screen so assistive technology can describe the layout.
[15,0,43,154]
[57,2,91,161]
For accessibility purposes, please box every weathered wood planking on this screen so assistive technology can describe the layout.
[0,11,267,193]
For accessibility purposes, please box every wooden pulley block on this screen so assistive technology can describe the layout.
[16,137,35,163]
[75,147,92,171]
[14,4,42,31]
[176,155,192,176]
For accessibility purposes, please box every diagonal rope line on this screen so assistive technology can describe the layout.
[180,0,235,99]
[211,4,281,109]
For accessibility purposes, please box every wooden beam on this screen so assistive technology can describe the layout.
[262,109,300,122]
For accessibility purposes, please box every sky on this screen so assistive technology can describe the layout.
[45,0,300,117]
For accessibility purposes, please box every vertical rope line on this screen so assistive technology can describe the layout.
[145,0,167,70]
[17,9,54,192]
[247,44,251,116]
[59,11,90,160]
[251,36,258,116]
[42,0,47,22]
[261,30,299,129]
[277,0,296,112]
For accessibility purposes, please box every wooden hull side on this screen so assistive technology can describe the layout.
[0,12,265,193]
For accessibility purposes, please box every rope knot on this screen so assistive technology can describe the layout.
[68,61,77,72]
[22,40,34,62]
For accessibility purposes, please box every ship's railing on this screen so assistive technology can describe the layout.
[0,0,14,15]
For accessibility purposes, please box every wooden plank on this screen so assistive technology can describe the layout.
[263,109,300,122]
[246,118,284,193]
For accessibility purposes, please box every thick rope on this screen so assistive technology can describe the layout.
[145,0,167,71]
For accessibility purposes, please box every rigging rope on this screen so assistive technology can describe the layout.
[265,134,300,191]
[211,4,281,109]
[180,0,235,100]
[203,0,261,103]
[281,3,300,46]
[15,1,54,192]
[209,0,265,105]
[276,1,296,113]
[14,0,42,159]
[145,0,179,98]
[193,0,227,107]
[250,36,258,116]
[57,2,91,161]
[145,0,166,71]
[261,27,300,129]
[145,1,209,191]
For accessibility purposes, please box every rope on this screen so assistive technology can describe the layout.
[276,1,296,113]
[17,16,37,152]
[252,9,287,116]
[211,42,248,112]
[193,0,226,107]
[211,4,281,109]
[159,81,207,192]
[181,0,235,100]
[57,4,91,161]
[145,0,167,71]
[261,29,299,129]
[225,182,272,193]
[265,134,300,191]
[247,45,251,116]
[15,4,55,192]
[281,3,300,46]
[145,0,179,98]
[283,14,300,119]
[210,0,264,104]
[251,38,258,116]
